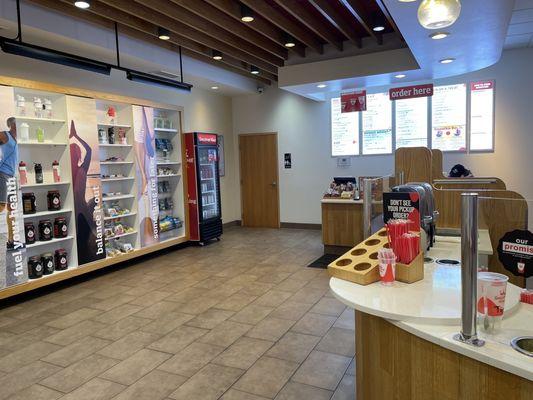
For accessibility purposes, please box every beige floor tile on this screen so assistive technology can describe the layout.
[58,378,125,400]
[220,389,269,400]
[175,297,220,315]
[291,313,336,336]
[92,304,144,324]
[164,287,208,304]
[216,293,258,312]
[316,327,355,357]
[266,332,320,363]
[288,287,327,305]
[45,307,102,329]
[233,356,299,398]
[310,298,346,317]
[274,382,333,400]
[185,308,235,329]
[274,279,308,293]
[331,374,355,400]
[97,331,161,360]
[269,301,313,321]
[112,369,186,400]
[40,354,119,393]
[134,301,181,320]
[157,342,225,377]
[91,294,137,312]
[1,312,60,335]
[100,349,171,386]
[199,321,253,348]
[0,361,61,400]
[44,320,107,346]
[238,282,274,297]
[148,326,209,354]
[230,304,274,326]
[213,337,273,370]
[4,384,63,400]
[139,312,195,335]
[333,308,355,331]
[0,341,61,373]
[42,336,111,367]
[291,350,351,390]
[245,317,295,342]
[128,290,172,307]
[253,290,294,308]
[289,269,321,282]
[168,363,244,400]
[92,316,152,341]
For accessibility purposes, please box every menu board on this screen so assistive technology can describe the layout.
[470,80,494,151]
[331,97,359,156]
[362,92,392,154]
[395,97,428,148]
[431,84,467,151]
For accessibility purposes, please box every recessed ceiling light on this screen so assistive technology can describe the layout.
[158,27,170,41]
[395,74,406,78]
[430,31,449,40]
[211,86,219,90]
[439,57,455,64]
[250,65,259,75]
[317,84,327,88]
[212,50,222,61]
[74,0,90,8]
[373,25,385,32]
[241,5,254,22]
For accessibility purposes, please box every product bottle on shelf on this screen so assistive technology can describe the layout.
[52,160,61,183]
[34,163,43,184]
[16,95,26,116]
[18,161,28,185]
[19,123,29,142]
[36,127,45,143]
[43,99,53,119]
[33,97,42,118]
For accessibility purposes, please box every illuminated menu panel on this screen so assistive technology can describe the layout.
[431,84,467,151]
[470,80,494,151]
[395,96,428,148]
[362,93,392,154]
[331,97,359,156]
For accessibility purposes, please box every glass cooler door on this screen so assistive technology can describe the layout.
[198,146,220,221]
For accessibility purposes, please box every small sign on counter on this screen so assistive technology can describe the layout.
[497,229,532,277]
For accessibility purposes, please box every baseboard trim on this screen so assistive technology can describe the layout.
[223,220,242,227]
[280,222,322,230]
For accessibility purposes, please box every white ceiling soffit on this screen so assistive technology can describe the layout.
[279,0,514,101]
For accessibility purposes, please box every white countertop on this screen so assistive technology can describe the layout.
[330,237,532,381]
[321,198,363,204]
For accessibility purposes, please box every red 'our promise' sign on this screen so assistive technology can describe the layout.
[341,90,366,113]
[389,84,433,100]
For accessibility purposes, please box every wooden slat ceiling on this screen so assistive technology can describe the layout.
[25,0,401,86]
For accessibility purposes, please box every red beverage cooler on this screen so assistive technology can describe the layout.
[184,132,223,244]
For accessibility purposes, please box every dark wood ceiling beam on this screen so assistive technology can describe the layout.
[97,0,280,74]
[135,0,286,64]
[169,0,288,60]
[374,0,404,41]
[33,0,273,84]
[340,0,380,43]
[204,0,306,57]
[272,0,343,51]
[239,0,324,54]
[309,0,363,48]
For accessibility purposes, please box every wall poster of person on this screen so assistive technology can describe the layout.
[67,96,105,265]
[0,86,27,288]
[133,105,159,247]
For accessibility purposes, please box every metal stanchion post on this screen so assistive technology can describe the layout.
[363,179,372,239]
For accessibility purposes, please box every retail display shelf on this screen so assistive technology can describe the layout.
[105,230,138,240]
[203,190,215,193]
[99,144,132,148]
[104,212,136,221]
[19,141,68,147]
[154,128,178,133]
[203,202,216,207]
[157,174,181,178]
[97,123,132,129]
[201,177,215,181]
[21,181,70,189]
[23,209,72,219]
[26,235,74,249]
[101,177,134,182]
[157,161,181,165]
[102,194,135,201]
[15,116,66,123]
[100,161,134,165]
[200,163,215,167]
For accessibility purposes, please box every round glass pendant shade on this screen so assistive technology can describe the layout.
[418,0,461,29]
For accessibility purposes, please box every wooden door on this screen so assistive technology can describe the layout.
[239,133,280,228]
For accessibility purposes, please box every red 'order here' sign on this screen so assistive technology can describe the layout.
[389,84,434,100]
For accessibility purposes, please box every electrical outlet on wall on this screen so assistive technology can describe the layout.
[337,157,351,167]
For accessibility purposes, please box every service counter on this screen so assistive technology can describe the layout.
[321,198,363,254]
[330,237,533,399]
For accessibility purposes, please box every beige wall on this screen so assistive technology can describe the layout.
[0,54,240,223]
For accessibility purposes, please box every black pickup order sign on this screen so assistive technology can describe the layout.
[382,192,420,232]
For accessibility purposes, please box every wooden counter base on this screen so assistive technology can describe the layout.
[321,202,363,249]
[355,311,533,400]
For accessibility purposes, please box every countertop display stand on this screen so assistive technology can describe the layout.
[0,75,189,300]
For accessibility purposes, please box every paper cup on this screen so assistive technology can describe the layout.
[379,260,395,286]
[477,272,508,333]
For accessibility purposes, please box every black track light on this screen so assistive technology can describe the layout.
[212,50,223,60]
[241,4,254,22]
[250,65,259,75]
[284,33,296,48]
[158,27,170,41]
[126,70,192,92]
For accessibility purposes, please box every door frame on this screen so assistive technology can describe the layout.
[238,132,280,228]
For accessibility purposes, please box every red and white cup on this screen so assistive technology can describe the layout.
[477,272,508,333]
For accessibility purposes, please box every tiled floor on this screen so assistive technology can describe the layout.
[0,227,356,400]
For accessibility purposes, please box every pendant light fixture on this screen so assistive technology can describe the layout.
[74,0,91,9]
[212,50,223,61]
[241,5,254,22]
[158,27,170,41]
[250,65,259,75]
[284,34,296,48]
[418,0,461,29]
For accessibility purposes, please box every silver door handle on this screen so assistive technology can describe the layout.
[270,182,277,186]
